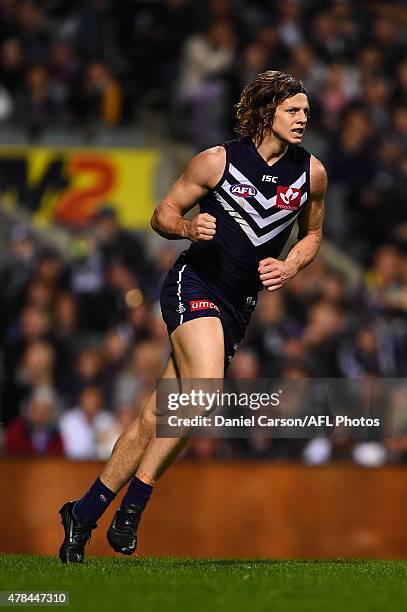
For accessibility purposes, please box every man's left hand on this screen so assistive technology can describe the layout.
[258,257,298,292]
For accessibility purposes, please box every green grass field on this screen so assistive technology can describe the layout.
[1,556,406,611]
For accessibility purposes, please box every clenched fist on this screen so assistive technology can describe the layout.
[258,257,297,292]
[187,213,216,242]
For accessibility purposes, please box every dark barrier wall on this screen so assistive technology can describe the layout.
[1,459,406,559]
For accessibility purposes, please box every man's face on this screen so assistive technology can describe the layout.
[271,93,310,144]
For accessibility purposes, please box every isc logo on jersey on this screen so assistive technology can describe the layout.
[276,186,302,210]
[230,184,257,198]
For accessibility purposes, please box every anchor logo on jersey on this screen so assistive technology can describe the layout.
[276,186,302,210]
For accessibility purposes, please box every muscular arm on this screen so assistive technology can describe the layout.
[259,155,327,291]
[285,155,326,273]
[150,147,225,241]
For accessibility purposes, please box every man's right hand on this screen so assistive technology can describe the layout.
[185,213,216,242]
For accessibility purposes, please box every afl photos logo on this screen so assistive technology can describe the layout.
[276,186,302,210]
[230,183,258,198]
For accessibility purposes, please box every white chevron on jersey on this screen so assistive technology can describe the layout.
[228,163,306,210]
[245,213,301,246]
[228,210,249,225]
[218,202,250,226]
[219,179,307,228]
[215,192,302,246]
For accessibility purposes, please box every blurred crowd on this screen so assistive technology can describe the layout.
[0,208,406,465]
[0,0,406,258]
[0,0,406,464]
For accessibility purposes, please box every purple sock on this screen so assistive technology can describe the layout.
[121,476,153,511]
[74,478,116,523]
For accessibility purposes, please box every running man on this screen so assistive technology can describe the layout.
[59,70,327,563]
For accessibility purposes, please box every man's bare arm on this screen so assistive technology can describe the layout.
[258,155,327,292]
[150,147,225,241]
[285,155,326,272]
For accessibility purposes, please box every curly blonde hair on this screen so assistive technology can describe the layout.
[235,70,307,144]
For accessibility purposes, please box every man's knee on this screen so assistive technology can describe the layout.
[121,409,154,441]
[139,407,156,429]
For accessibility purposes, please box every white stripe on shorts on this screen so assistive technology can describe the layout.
[177,264,186,324]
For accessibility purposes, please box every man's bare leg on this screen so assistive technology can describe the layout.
[136,316,225,483]
[59,355,181,563]
[100,355,179,492]
[59,317,224,562]
[101,317,223,491]
[104,316,225,555]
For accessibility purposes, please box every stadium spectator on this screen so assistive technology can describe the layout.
[5,338,56,423]
[79,60,123,127]
[5,385,63,455]
[0,0,20,40]
[17,0,50,63]
[53,292,83,369]
[0,224,36,331]
[228,349,260,379]
[3,305,53,421]
[60,346,107,406]
[385,384,407,463]
[17,64,54,134]
[318,64,357,130]
[0,37,24,99]
[102,329,130,384]
[0,0,406,465]
[302,301,346,377]
[104,260,141,326]
[234,42,268,94]
[176,19,236,148]
[245,291,300,377]
[48,40,79,120]
[71,0,116,61]
[93,206,151,291]
[119,300,155,345]
[59,385,116,460]
[285,44,326,95]
[113,340,164,407]
[394,58,407,105]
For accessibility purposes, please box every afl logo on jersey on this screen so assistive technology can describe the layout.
[230,183,257,198]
